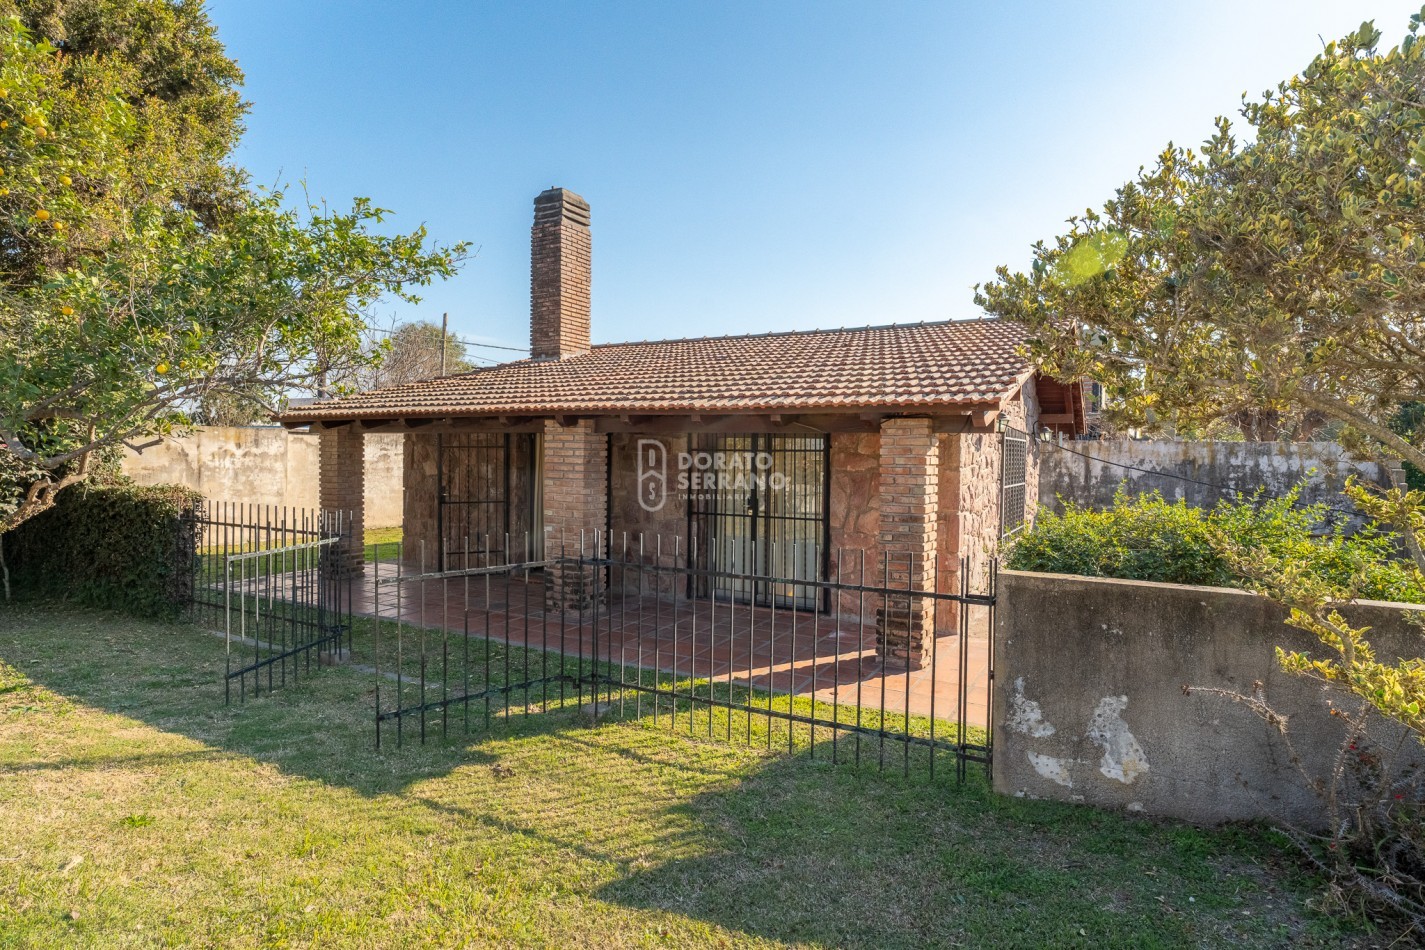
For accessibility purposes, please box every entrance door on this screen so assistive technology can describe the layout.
[437,433,510,571]
[689,434,827,609]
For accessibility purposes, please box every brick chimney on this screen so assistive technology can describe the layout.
[530,187,591,360]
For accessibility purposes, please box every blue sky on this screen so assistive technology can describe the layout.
[207,1,1422,361]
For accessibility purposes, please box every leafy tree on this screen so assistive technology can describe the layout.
[976,16,1425,471]
[987,13,1425,921]
[0,5,467,535]
[346,320,477,392]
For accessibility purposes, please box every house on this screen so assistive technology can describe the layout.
[278,188,1086,668]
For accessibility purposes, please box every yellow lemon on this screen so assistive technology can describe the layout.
[59,175,71,187]
[1,121,9,129]
[0,88,8,98]
[34,209,49,221]
[34,127,46,138]
[60,306,74,316]
[155,362,170,375]
[51,220,64,231]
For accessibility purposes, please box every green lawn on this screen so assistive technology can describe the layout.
[0,606,1362,948]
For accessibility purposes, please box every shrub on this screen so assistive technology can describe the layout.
[1,481,200,617]
[1005,486,1425,605]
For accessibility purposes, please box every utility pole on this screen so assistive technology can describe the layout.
[440,312,448,377]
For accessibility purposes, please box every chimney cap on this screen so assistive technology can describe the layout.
[533,187,590,226]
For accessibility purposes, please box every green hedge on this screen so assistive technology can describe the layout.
[2,482,201,617]
[1005,488,1425,605]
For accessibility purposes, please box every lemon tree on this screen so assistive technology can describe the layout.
[0,6,466,535]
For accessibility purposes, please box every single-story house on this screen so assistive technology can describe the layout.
[278,188,1085,667]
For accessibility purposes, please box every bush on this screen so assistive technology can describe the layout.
[1005,487,1425,605]
[1,481,200,617]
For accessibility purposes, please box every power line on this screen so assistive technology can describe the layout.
[364,322,529,355]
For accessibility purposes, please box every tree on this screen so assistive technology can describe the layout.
[0,5,467,536]
[346,320,477,392]
[976,16,1425,472]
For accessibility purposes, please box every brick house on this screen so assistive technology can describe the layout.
[279,188,1085,668]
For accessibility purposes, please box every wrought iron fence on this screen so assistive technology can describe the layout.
[370,531,995,782]
[189,501,354,702]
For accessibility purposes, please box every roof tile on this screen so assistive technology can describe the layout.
[280,319,1032,423]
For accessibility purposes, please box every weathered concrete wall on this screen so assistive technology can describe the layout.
[1039,441,1386,526]
[994,570,1424,827]
[122,426,403,526]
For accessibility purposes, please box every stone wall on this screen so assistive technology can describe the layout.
[608,433,690,599]
[121,426,404,526]
[946,378,1042,598]
[828,432,880,618]
[401,432,540,571]
[1038,440,1386,529]
[994,570,1424,827]
[402,433,439,570]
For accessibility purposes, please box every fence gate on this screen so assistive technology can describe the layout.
[190,501,353,702]
[370,533,995,785]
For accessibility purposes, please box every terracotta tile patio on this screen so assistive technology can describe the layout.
[355,563,991,727]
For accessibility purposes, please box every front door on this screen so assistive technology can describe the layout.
[437,433,512,571]
[689,433,827,609]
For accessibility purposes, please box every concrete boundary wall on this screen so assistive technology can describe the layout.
[121,426,404,527]
[1039,441,1385,525]
[994,570,1424,827]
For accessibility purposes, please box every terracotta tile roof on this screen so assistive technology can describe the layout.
[280,319,1033,423]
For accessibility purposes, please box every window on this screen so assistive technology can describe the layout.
[1001,428,1029,537]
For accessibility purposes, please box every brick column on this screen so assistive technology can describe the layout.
[318,425,365,576]
[542,420,608,611]
[876,417,939,669]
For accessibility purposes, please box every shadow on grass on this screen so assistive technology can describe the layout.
[0,605,1344,948]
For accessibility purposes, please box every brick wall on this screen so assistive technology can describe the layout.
[875,417,940,668]
[530,188,591,360]
[317,426,365,575]
[542,420,608,609]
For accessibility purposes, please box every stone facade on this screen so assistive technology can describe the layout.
[317,426,365,575]
[402,432,438,571]
[530,188,592,360]
[608,433,690,599]
[390,390,1043,660]
[827,431,880,617]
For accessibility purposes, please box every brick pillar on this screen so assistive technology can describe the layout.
[876,417,939,669]
[318,426,365,576]
[542,420,607,611]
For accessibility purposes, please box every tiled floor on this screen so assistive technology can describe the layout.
[353,563,991,727]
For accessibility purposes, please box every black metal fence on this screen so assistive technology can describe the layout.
[370,532,995,782]
[189,501,354,702]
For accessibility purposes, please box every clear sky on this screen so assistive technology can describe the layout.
[206,0,1422,361]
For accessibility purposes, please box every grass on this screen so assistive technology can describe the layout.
[0,606,1365,948]
[195,527,403,583]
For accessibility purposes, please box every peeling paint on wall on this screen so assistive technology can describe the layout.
[1006,677,1056,737]
[1027,752,1074,787]
[1087,695,1149,784]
